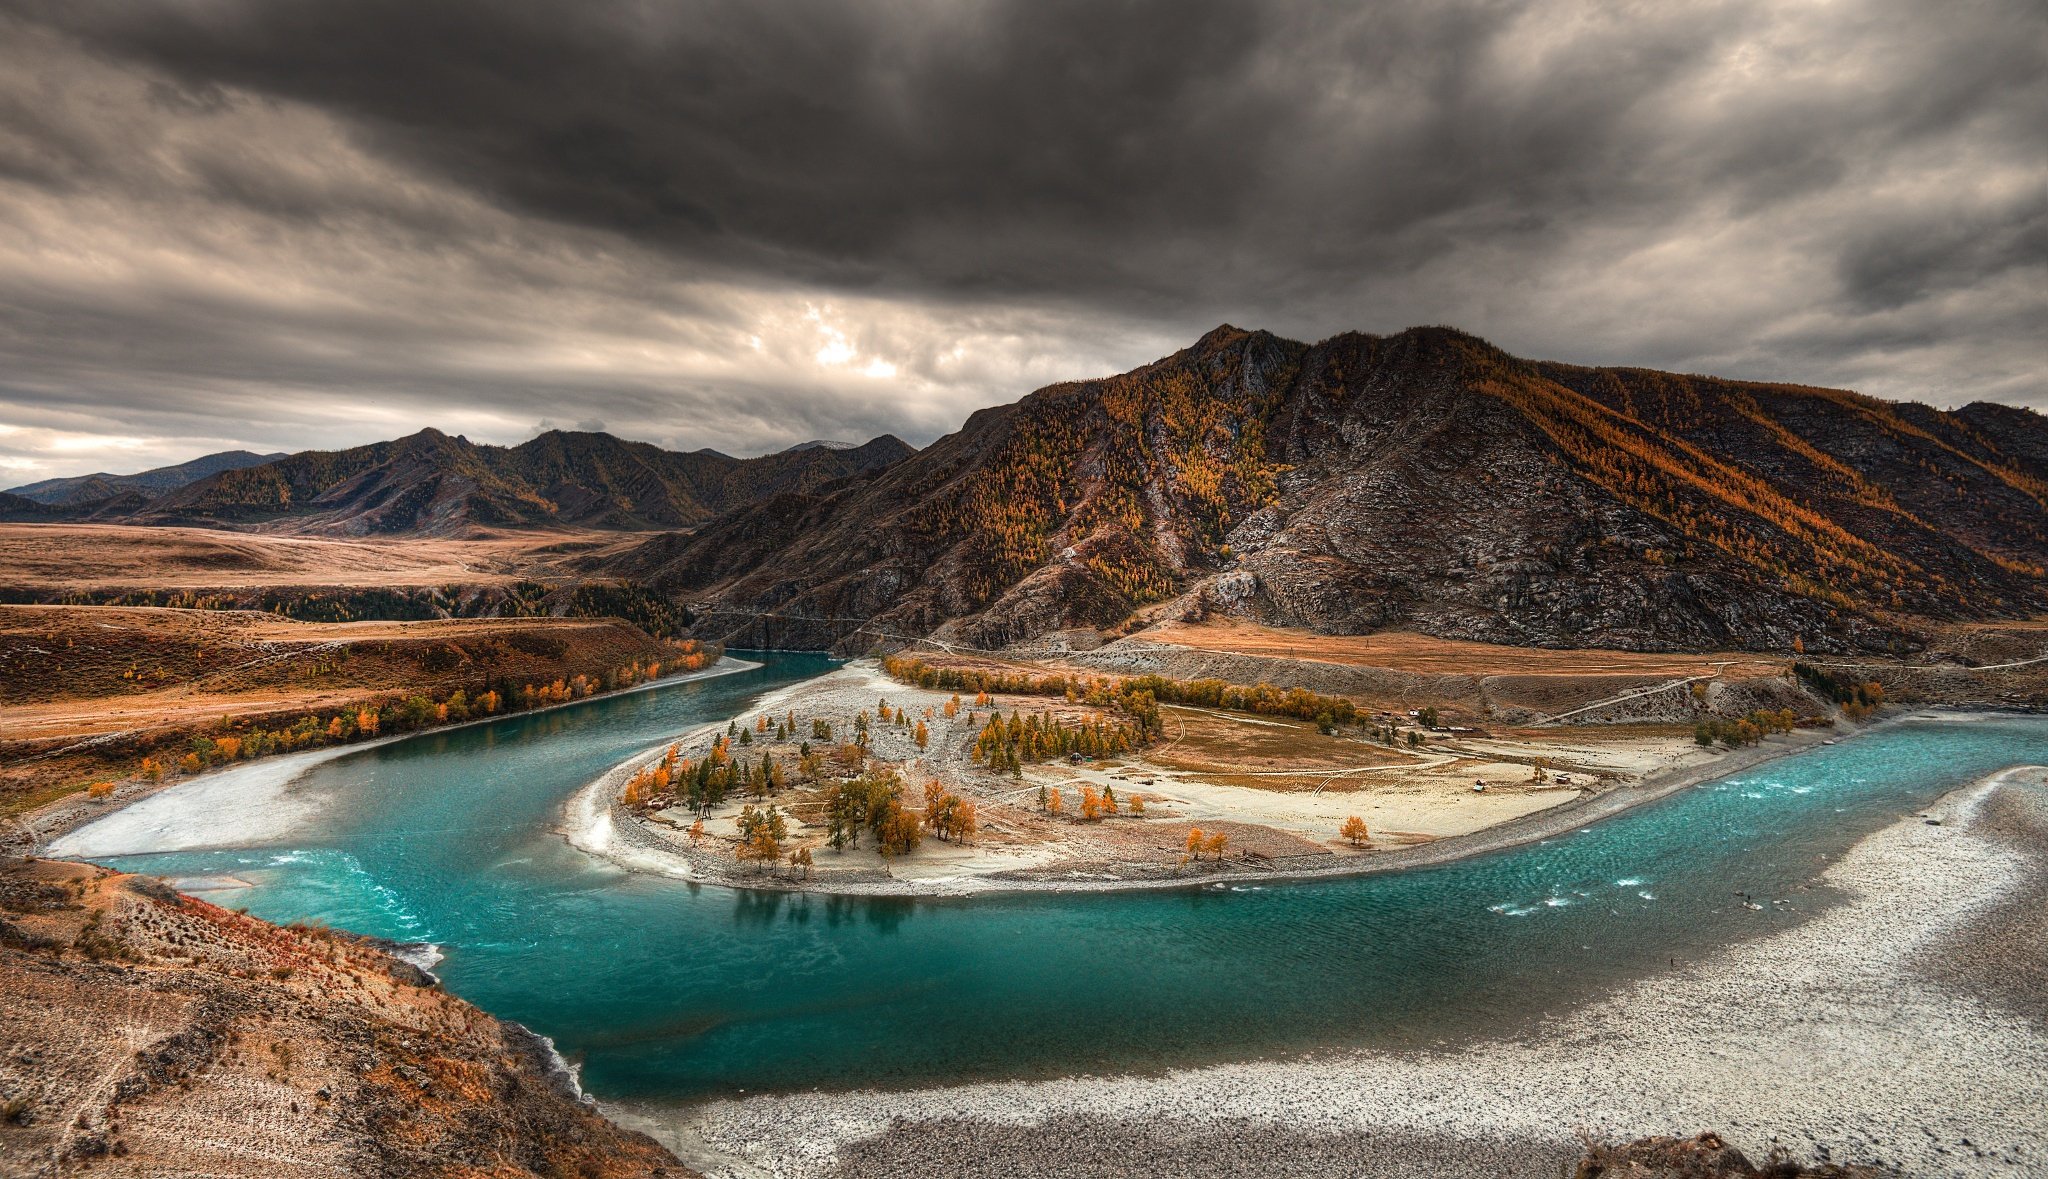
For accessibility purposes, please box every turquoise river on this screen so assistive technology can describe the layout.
[71,652,2048,1104]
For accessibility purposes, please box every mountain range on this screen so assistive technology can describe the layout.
[4,430,914,534]
[6,449,286,507]
[598,325,2048,655]
[8,325,2044,655]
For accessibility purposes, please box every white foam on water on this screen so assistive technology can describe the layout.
[390,941,445,972]
[167,874,254,893]
[536,1031,591,1105]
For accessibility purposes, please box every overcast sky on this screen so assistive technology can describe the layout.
[1,0,2042,482]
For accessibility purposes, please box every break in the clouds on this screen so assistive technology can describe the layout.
[0,0,2042,481]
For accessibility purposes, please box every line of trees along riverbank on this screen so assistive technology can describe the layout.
[81,641,721,802]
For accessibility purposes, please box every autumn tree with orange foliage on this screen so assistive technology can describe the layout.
[878,807,923,856]
[922,782,978,842]
[736,804,788,872]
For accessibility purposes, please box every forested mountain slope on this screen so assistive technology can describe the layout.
[610,326,2047,654]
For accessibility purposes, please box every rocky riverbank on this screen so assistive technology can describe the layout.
[617,765,2048,1177]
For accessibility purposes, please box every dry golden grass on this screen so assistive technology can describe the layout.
[1,604,680,813]
[0,522,643,590]
[1145,620,1786,678]
[1150,705,1406,775]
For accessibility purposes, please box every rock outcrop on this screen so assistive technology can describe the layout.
[1575,1132,1885,1178]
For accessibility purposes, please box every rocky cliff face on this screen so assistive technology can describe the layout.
[0,858,684,1178]
[613,326,2047,654]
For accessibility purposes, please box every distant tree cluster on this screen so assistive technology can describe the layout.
[972,709,1143,773]
[922,782,979,843]
[139,645,719,788]
[735,804,789,870]
[1694,709,1800,747]
[623,735,797,813]
[819,771,923,855]
[884,656,1360,731]
[1792,662,1887,719]
[1183,826,1230,861]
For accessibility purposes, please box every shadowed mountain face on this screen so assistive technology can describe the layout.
[0,491,75,522]
[4,450,287,507]
[128,429,915,534]
[607,326,2048,655]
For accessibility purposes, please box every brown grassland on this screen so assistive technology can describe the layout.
[0,522,642,591]
[1142,619,1787,678]
[1,604,700,817]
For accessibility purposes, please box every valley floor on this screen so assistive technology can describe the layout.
[622,766,2048,1178]
[0,521,638,592]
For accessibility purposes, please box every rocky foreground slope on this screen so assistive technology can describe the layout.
[614,325,2047,655]
[0,857,683,1178]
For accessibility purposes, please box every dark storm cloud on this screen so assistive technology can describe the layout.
[0,0,2042,479]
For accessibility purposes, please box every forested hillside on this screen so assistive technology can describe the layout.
[611,326,2048,655]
